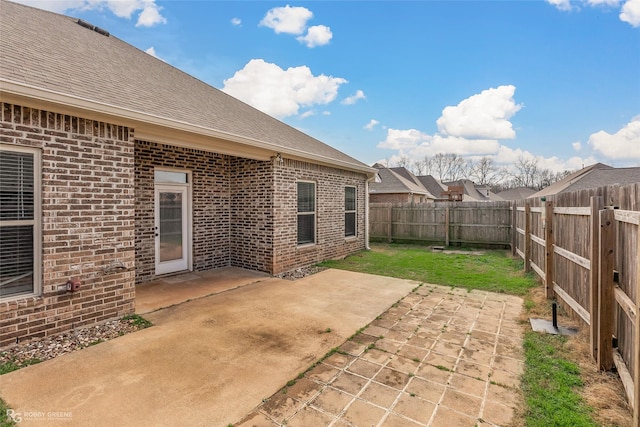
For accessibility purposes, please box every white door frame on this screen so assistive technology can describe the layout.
[154,180,191,275]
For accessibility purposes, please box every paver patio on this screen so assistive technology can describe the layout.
[237,283,525,427]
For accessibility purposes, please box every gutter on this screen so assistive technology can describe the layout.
[1,79,377,178]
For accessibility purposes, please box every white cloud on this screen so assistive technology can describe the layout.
[546,0,573,11]
[436,85,522,139]
[13,0,167,27]
[260,5,313,34]
[297,25,333,47]
[222,59,347,119]
[231,17,242,26]
[342,90,366,105]
[378,128,430,150]
[364,119,379,130]
[572,141,582,151]
[136,1,166,27]
[300,110,315,119]
[587,117,640,159]
[621,0,640,26]
[588,0,621,5]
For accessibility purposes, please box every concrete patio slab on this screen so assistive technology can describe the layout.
[0,269,416,426]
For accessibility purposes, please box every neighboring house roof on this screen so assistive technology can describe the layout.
[369,166,436,198]
[416,175,448,200]
[443,179,504,202]
[0,0,374,176]
[496,187,537,200]
[529,163,640,198]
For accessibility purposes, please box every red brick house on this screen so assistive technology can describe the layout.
[0,1,375,347]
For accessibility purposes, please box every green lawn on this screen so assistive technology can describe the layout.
[320,243,599,426]
[319,243,535,295]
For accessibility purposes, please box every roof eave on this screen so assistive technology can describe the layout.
[0,79,376,178]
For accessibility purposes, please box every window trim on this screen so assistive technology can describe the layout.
[296,180,316,246]
[0,144,41,301]
[345,185,357,238]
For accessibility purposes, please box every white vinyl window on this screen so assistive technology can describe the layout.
[345,186,357,237]
[0,145,41,299]
[297,181,316,245]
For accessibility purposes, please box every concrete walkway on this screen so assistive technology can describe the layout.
[0,270,416,426]
[237,283,525,426]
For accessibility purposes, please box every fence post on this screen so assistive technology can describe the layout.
[634,222,640,426]
[544,200,555,299]
[511,202,517,256]
[445,206,450,247]
[387,205,392,243]
[589,196,604,359]
[524,201,531,273]
[597,208,615,371]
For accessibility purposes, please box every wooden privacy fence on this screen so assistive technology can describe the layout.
[513,183,640,425]
[369,201,512,247]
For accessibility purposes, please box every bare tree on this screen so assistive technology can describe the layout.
[469,156,503,186]
[512,156,539,188]
[430,153,469,181]
[395,156,410,169]
[412,159,426,175]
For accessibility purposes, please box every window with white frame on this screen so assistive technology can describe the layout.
[345,186,356,237]
[0,146,40,298]
[297,181,316,245]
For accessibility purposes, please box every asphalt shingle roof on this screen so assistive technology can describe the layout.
[0,0,371,173]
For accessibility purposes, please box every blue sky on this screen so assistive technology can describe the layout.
[14,0,640,174]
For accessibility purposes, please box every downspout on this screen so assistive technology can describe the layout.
[365,178,371,250]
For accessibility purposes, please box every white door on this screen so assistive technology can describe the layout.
[155,184,189,275]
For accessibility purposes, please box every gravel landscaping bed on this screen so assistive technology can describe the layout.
[1,316,151,373]
[275,266,326,280]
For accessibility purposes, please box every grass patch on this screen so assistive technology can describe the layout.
[318,243,534,295]
[522,331,596,427]
[122,314,153,329]
[0,355,40,375]
[1,397,16,427]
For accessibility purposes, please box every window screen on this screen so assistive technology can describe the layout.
[297,182,315,245]
[1,149,37,297]
[345,186,356,237]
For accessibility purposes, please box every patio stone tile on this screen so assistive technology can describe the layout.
[236,411,279,427]
[331,372,369,395]
[469,329,498,343]
[380,413,425,427]
[374,367,412,390]
[392,394,436,424]
[485,382,518,407]
[261,393,301,421]
[455,358,492,379]
[286,377,324,403]
[495,342,524,359]
[306,363,341,382]
[371,317,397,329]
[474,321,501,334]
[323,352,355,369]
[351,333,378,346]
[432,339,462,357]
[466,337,496,353]
[386,354,421,375]
[346,358,382,379]
[375,338,403,354]
[460,347,494,366]
[361,348,392,365]
[385,329,411,342]
[423,351,457,371]
[397,343,429,361]
[405,335,434,349]
[310,387,353,416]
[441,388,482,417]
[493,355,524,375]
[340,399,386,426]
[359,381,401,408]
[286,406,335,427]
[415,363,452,385]
[430,406,478,427]
[482,399,517,425]
[490,367,522,388]
[338,340,367,356]
[439,331,468,346]
[448,373,487,398]
[404,377,446,403]
[364,324,389,338]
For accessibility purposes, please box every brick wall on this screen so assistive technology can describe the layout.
[134,141,230,284]
[229,157,274,272]
[0,103,135,348]
[273,159,367,274]
[370,193,413,204]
